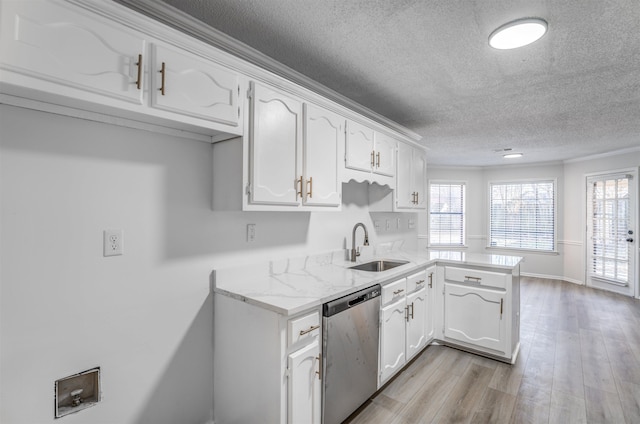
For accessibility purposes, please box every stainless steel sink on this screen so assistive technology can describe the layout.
[349,260,409,272]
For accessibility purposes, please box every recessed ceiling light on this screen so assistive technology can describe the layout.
[503,153,523,159]
[489,18,548,50]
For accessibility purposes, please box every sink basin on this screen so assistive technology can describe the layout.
[349,260,409,272]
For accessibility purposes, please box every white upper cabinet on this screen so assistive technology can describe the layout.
[0,0,243,138]
[151,44,240,127]
[249,82,302,206]
[396,142,427,210]
[345,120,375,173]
[303,104,343,207]
[344,120,397,185]
[373,132,397,177]
[244,82,342,210]
[0,0,146,106]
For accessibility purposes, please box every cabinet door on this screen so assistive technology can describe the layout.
[395,142,415,209]
[379,297,406,384]
[406,288,427,360]
[345,120,374,173]
[444,283,507,353]
[0,0,145,105]
[412,147,427,209]
[425,267,436,341]
[288,339,321,424]
[303,104,342,207]
[151,44,240,126]
[249,83,302,206]
[373,132,396,177]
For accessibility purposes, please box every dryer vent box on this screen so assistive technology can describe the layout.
[55,367,100,418]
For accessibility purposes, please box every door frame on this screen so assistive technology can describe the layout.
[584,168,639,298]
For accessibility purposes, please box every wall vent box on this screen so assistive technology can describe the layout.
[55,367,100,418]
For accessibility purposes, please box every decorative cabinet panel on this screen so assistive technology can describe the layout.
[444,283,507,353]
[345,120,375,173]
[151,44,240,126]
[406,287,427,360]
[0,0,146,105]
[425,266,436,341]
[344,120,397,185]
[373,132,397,177]
[248,82,303,206]
[288,339,321,424]
[302,104,343,207]
[438,263,520,363]
[396,142,427,210]
[379,296,406,384]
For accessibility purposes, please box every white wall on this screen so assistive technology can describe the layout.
[0,105,416,424]
[425,151,640,285]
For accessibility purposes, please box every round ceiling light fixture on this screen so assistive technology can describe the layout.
[503,153,523,159]
[489,18,548,49]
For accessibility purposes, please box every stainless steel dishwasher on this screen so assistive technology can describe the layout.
[322,285,381,424]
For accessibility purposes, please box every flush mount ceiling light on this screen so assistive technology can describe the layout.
[503,153,523,159]
[489,18,548,49]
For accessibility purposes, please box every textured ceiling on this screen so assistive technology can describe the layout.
[158,0,640,166]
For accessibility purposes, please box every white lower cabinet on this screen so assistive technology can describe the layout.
[444,283,507,353]
[288,339,321,424]
[380,295,407,384]
[213,294,321,424]
[378,271,429,386]
[438,264,520,363]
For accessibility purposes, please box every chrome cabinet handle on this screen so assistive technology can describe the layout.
[299,324,320,336]
[465,275,482,282]
[296,176,303,199]
[428,272,433,288]
[393,289,404,295]
[376,151,380,168]
[316,353,322,380]
[416,279,425,285]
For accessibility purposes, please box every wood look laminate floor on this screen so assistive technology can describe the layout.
[345,277,640,424]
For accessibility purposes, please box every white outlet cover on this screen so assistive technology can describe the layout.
[103,229,123,256]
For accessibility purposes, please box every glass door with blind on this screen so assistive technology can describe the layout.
[586,170,637,297]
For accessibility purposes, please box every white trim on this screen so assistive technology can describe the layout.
[520,272,584,285]
[564,146,640,164]
[467,235,485,240]
[558,240,582,246]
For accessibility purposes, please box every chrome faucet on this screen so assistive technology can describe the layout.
[350,222,369,262]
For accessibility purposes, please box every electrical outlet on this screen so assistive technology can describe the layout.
[247,224,256,242]
[103,229,123,256]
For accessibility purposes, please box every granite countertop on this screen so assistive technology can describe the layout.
[212,247,522,316]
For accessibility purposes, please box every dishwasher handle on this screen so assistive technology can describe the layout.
[348,294,367,307]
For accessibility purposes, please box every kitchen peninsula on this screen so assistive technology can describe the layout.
[212,247,521,424]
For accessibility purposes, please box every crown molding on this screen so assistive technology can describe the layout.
[112,0,421,143]
[563,145,640,164]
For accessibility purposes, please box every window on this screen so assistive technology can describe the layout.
[489,180,555,252]
[429,182,465,246]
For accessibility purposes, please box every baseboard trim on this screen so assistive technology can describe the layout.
[520,272,584,285]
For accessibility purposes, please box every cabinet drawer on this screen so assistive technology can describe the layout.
[444,266,508,289]
[381,278,407,306]
[406,271,427,293]
[288,311,320,346]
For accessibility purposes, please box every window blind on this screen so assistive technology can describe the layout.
[489,180,555,251]
[429,182,465,246]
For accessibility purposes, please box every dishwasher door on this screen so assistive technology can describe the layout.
[322,285,381,424]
